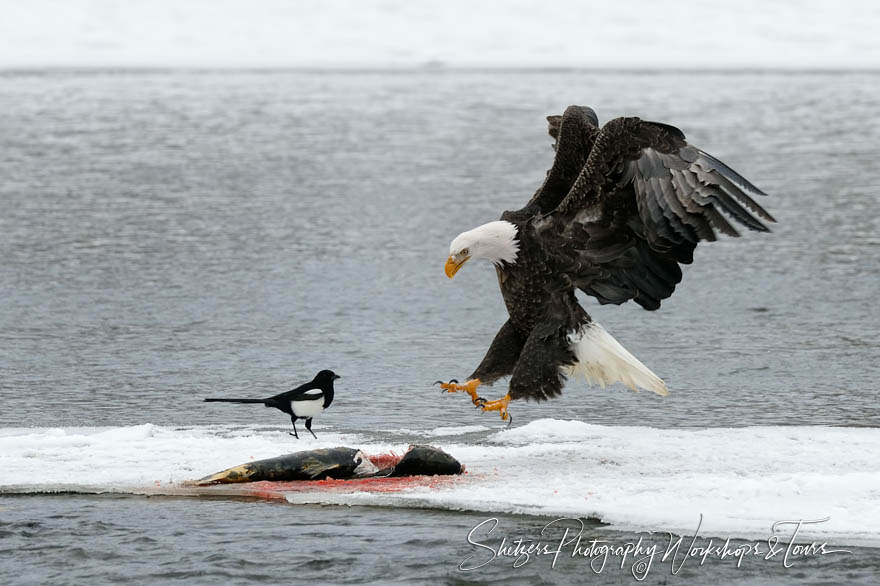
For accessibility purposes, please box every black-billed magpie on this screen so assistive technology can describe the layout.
[204,369,339,439]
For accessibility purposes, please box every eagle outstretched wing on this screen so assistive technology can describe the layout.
[523,108,775,310]
[518,106,601,216]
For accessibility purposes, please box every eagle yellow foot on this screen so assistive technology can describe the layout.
[476,394,512,426]
[434,378,483,404]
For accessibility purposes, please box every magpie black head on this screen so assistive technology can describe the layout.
[314,369,340,384]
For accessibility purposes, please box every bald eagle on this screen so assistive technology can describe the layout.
[437,106,774,423]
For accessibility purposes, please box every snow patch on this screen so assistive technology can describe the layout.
[3,420,879,547]
[426,425,491,437]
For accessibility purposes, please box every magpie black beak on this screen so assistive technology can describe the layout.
[333,375,341,380]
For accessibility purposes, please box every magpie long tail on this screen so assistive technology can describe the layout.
[203,398,267,404]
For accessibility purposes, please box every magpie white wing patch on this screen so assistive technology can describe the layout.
[290,390,325,418]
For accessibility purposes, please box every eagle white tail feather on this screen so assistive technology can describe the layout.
[565,322,668,396]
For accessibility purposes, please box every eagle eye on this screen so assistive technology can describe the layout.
[461,248,470,256]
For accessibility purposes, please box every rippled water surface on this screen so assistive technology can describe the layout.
[1,70,878,583]
[3,494,880,585]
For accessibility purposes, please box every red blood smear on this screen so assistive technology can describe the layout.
[366,451,402,470]
[196,449,463,501]
[239,475,460,500]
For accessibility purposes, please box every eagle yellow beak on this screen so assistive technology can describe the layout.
[445,255,468,278]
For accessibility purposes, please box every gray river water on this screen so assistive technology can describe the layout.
[1,69,878,583]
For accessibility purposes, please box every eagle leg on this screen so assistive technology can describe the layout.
[434,378,483,404]
[476,394,512,426]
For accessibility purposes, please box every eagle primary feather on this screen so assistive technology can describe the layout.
[441,105,774,421]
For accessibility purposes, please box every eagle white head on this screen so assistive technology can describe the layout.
[445,220,519,278]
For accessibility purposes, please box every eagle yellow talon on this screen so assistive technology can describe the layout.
[436,378,482,404]
[479,394,512,424]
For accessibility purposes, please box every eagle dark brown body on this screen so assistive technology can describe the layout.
[440,106,775,421]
